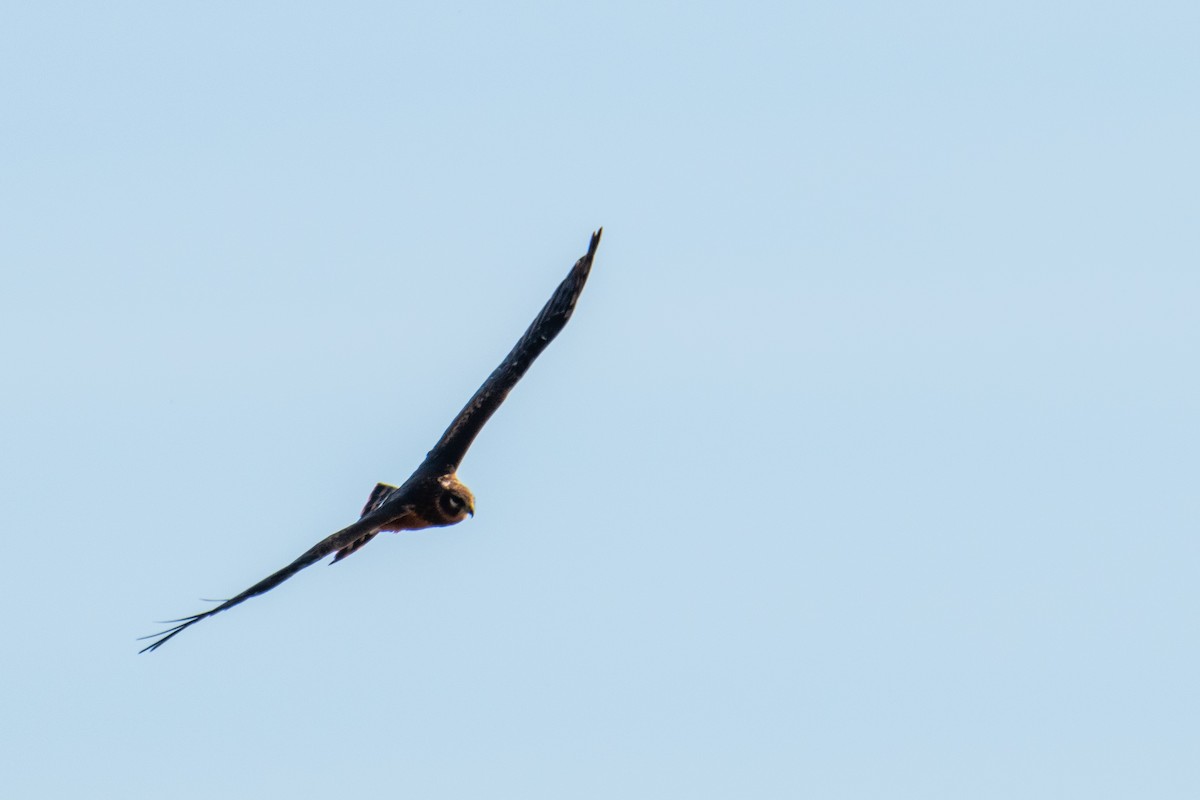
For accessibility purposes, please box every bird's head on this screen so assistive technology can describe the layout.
[436,475,475,523]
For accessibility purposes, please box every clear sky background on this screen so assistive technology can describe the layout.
[2,2,1197,798]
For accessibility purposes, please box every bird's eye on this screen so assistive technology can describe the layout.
[440,493,465,516]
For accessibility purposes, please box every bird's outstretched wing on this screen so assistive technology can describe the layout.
[419,228,602,475]
[138,515,386,653]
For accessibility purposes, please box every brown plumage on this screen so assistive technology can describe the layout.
[139,229,602,653]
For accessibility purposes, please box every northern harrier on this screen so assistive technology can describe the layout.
[140,229,602,652]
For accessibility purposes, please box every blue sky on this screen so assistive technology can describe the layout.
[2,2,1197,797]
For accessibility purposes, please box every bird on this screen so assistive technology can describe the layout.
[139,228,602,653]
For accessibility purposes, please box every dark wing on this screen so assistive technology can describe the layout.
[419,228,602,475]
[331,482,400,563]
[138,514,388,653]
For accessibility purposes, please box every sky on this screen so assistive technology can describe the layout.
[1,1,1197,797]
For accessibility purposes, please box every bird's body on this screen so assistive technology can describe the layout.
[140,229,601,652]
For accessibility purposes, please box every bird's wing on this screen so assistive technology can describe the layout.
[138,513,396,653]
[419,228,601,475]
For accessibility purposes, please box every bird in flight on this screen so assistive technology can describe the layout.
[140,229,602,653]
